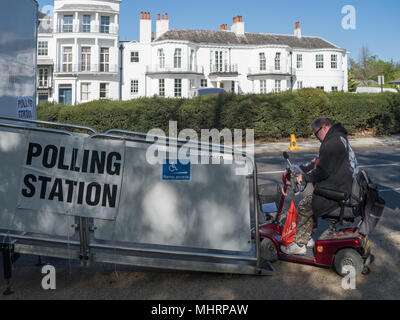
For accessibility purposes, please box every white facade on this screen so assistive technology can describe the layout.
[37,4,349,104]
[120,15,349,99]
[38,0,122,105]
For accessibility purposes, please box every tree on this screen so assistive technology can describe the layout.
[348,70,358,92]
[349,45,400,83]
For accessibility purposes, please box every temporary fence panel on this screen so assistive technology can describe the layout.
[0,119,272,278]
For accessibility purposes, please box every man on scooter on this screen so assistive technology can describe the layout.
[281,117,359,255]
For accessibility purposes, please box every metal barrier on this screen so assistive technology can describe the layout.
[0,117,273,294]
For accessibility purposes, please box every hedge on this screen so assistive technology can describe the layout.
[37,89,400,141]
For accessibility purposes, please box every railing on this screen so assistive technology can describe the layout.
[54,64,118,74]
[146,65,204,74]
[56,24,119,35]
[248,66,296,76]
[209,64,238,74]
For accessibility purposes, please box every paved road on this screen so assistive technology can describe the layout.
[1,144,399,300]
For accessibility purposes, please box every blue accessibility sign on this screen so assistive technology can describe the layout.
[162,159,191,181]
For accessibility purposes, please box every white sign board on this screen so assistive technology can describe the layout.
[15,133,125,220]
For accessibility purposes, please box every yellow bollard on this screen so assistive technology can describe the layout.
[289,134,299,151]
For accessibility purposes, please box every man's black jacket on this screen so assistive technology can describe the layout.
[301,123,358,217]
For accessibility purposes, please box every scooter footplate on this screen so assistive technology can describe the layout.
[281,247,315,262]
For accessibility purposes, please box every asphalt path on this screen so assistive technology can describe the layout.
[1,144,399,300]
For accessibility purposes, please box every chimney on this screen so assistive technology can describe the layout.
[220,24,227,31]
[294,21,302,39]
[140,11,152,44]
[231,15,245,35]
[156,13,169,39]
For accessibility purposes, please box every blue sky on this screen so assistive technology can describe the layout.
[37,0,400,63]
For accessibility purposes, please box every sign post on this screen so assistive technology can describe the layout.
[378,75,385,93]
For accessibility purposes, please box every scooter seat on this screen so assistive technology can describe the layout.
[322,206,357,223]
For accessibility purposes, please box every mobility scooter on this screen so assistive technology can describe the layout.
[255,152,375,277]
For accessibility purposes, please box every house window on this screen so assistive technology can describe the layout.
[274,80,281,93]
[159,79,165,97]
[81,83,90,101]
[259,52,266,71]
[158,49,165,69]
[297,81,303,89]
[62,47,72,72]
[331,86,338,92]
[81,47,91,72]
[63,15,73,33]
[174,48,182,68]
[100,16,110,33]
[100,83,109,99]
[316,86,325,91]
[38,94,48,104]
[38,68,48,87]
[201,79,208,87]
[296,54,303,69]
[130,80,139,95]
[275,52,281,71]
[82,15,91,33]
[38,41,48,56]
[174,79,182,97]
[100,48,109,72]
[316,54,324,69]
[260,80,267,94]
[214,51,223,72]
[131,51,139,63]
[331,54,338,69]
[231,81,235,93]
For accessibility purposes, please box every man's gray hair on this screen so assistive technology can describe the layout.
[311,117,336,130]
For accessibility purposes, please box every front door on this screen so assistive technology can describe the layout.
[59,87,72,105]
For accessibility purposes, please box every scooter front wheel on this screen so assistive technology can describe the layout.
[260,238,279,263]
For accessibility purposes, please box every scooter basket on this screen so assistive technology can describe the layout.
[258,184,282,219]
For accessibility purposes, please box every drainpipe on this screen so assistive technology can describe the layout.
[290,50,293,91]
[119,43,124,100]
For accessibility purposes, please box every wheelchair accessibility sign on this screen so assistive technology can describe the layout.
[162,159,191,181]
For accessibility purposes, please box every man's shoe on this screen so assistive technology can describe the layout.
[307,238,315,248]
[280,242,307,255]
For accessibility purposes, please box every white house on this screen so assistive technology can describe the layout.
[37,0,122,105]
[37,2,349,104]
[120,14,348,99]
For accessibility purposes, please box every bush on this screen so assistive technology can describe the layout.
[37,90,400,140]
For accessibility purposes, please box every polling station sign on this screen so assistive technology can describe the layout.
[17,132,125,220]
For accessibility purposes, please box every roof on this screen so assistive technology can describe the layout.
[38,11,49,19]
[57,4,117,13]
[38,12,53,34]
[155,30,340,50]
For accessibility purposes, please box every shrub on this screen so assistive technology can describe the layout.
[37,90,400,140]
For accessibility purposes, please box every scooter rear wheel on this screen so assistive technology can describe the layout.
[334,248,363,277]
[260,238,279,263]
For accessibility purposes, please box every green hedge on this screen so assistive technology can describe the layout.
[37,89,400,141]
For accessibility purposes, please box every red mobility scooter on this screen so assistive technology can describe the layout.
[255,152,375,277]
